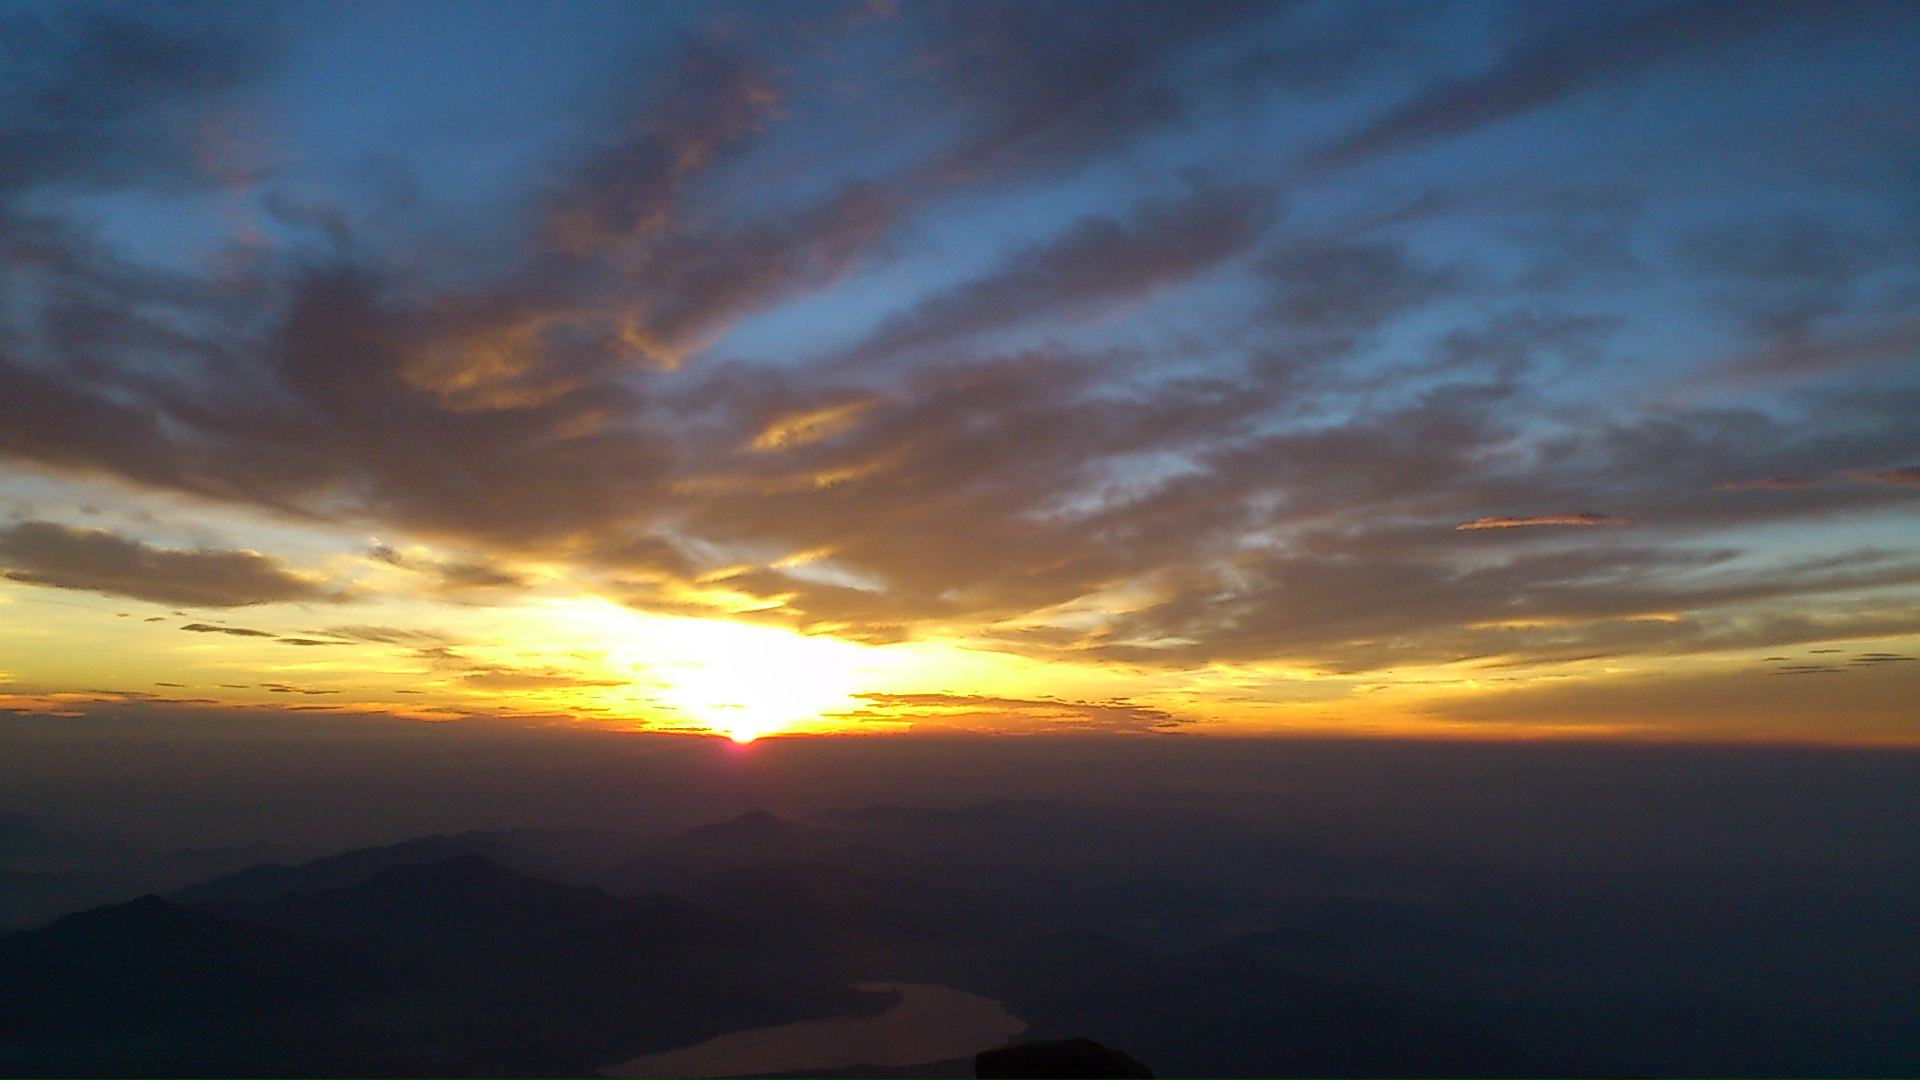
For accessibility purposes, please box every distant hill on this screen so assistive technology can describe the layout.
[170,828,611,906]
[600,810,901,895]
[0,841,301,930]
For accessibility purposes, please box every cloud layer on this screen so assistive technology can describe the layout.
[0,1,1916,736]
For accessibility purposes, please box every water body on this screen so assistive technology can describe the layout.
[599,982,1028,1078]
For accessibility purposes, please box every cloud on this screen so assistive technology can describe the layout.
[0,6,270,195]
[1675,214,1890,340]
[1198,558,1916,674]
[839,692,1195,735]
[1859,466,1920,490]
[1716,476,1817,491]
[0,522,345,608]
[1420,659,1920,742]
[545,42,779,254]
[412,645,624,693]
[1456,513,1631,531]
[368,545,530,592]
[325,625,453,646]
[1310,2,1811,171]
[1259,235,1463,337]
[912,2,1273,182]
[0,3,1915,705]
[612,182,902,367]
[456,670,624,692]
[177,623,275,638]
[840,186,1276,367]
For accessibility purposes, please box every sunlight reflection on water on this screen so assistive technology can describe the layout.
[598,982,1028,1078]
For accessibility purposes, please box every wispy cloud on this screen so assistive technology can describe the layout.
[841,186,1276,366]
[840,692,1196,735]
[1455,513,1631,531]
[177,623,275,638]
[1716,476,1817,491]
[1310,2,1813,171]
[1859,466,1920,490]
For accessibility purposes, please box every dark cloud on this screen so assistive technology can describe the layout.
[1717,476,1817,491]
[1259,235,1463,337]
[1079,538,1920,674]
[0,6,270,195]
[262,683,340,695]
[177,623,275,638]
[614,181,902,366]
[545,42,779,254]
[660,349,1275,636]
[325,626,453,646]
[1310,1,1813,171]
[841,187,1277,367]
[1676,214,1893,340]
[912,1,1274,182]
[368,545,530,593]
[1700,314,1920,384]
[0,522,343,608]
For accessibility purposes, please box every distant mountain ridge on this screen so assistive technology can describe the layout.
[170,828,607,906]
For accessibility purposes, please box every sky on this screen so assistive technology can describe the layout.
[1,0,1917,745]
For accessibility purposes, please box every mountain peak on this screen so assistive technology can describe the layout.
[729,809,792,829]
[673,809,818,850]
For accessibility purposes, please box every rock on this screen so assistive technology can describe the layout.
[975,1038,1153,1078]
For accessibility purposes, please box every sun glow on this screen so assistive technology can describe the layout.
[649,618,873,742]
[519,599,891,740]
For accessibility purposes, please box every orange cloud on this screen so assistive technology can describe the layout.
[1455,513,1630,531]
[1858,466,1920,490]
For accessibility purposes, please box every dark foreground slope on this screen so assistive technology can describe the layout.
[0,838,1528,1078]
[4,795,1915,1078]
[0,856,893,1078]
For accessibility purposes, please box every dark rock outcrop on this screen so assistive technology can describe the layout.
[976,1038,1153,1078]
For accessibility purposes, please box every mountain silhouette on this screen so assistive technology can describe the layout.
[0,894,373,1040]
[0,854,897,1076]
[170,835,478,905]
[192,853,638,945]
[600,809,887,894]
[0,808,1595,1077]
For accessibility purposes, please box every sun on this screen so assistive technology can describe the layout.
[637,616,875,741]
[511,598,981,740]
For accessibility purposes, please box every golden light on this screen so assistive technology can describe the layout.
[650,617,872,742]
[515,599,888,741]
[453,596,1139,741]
